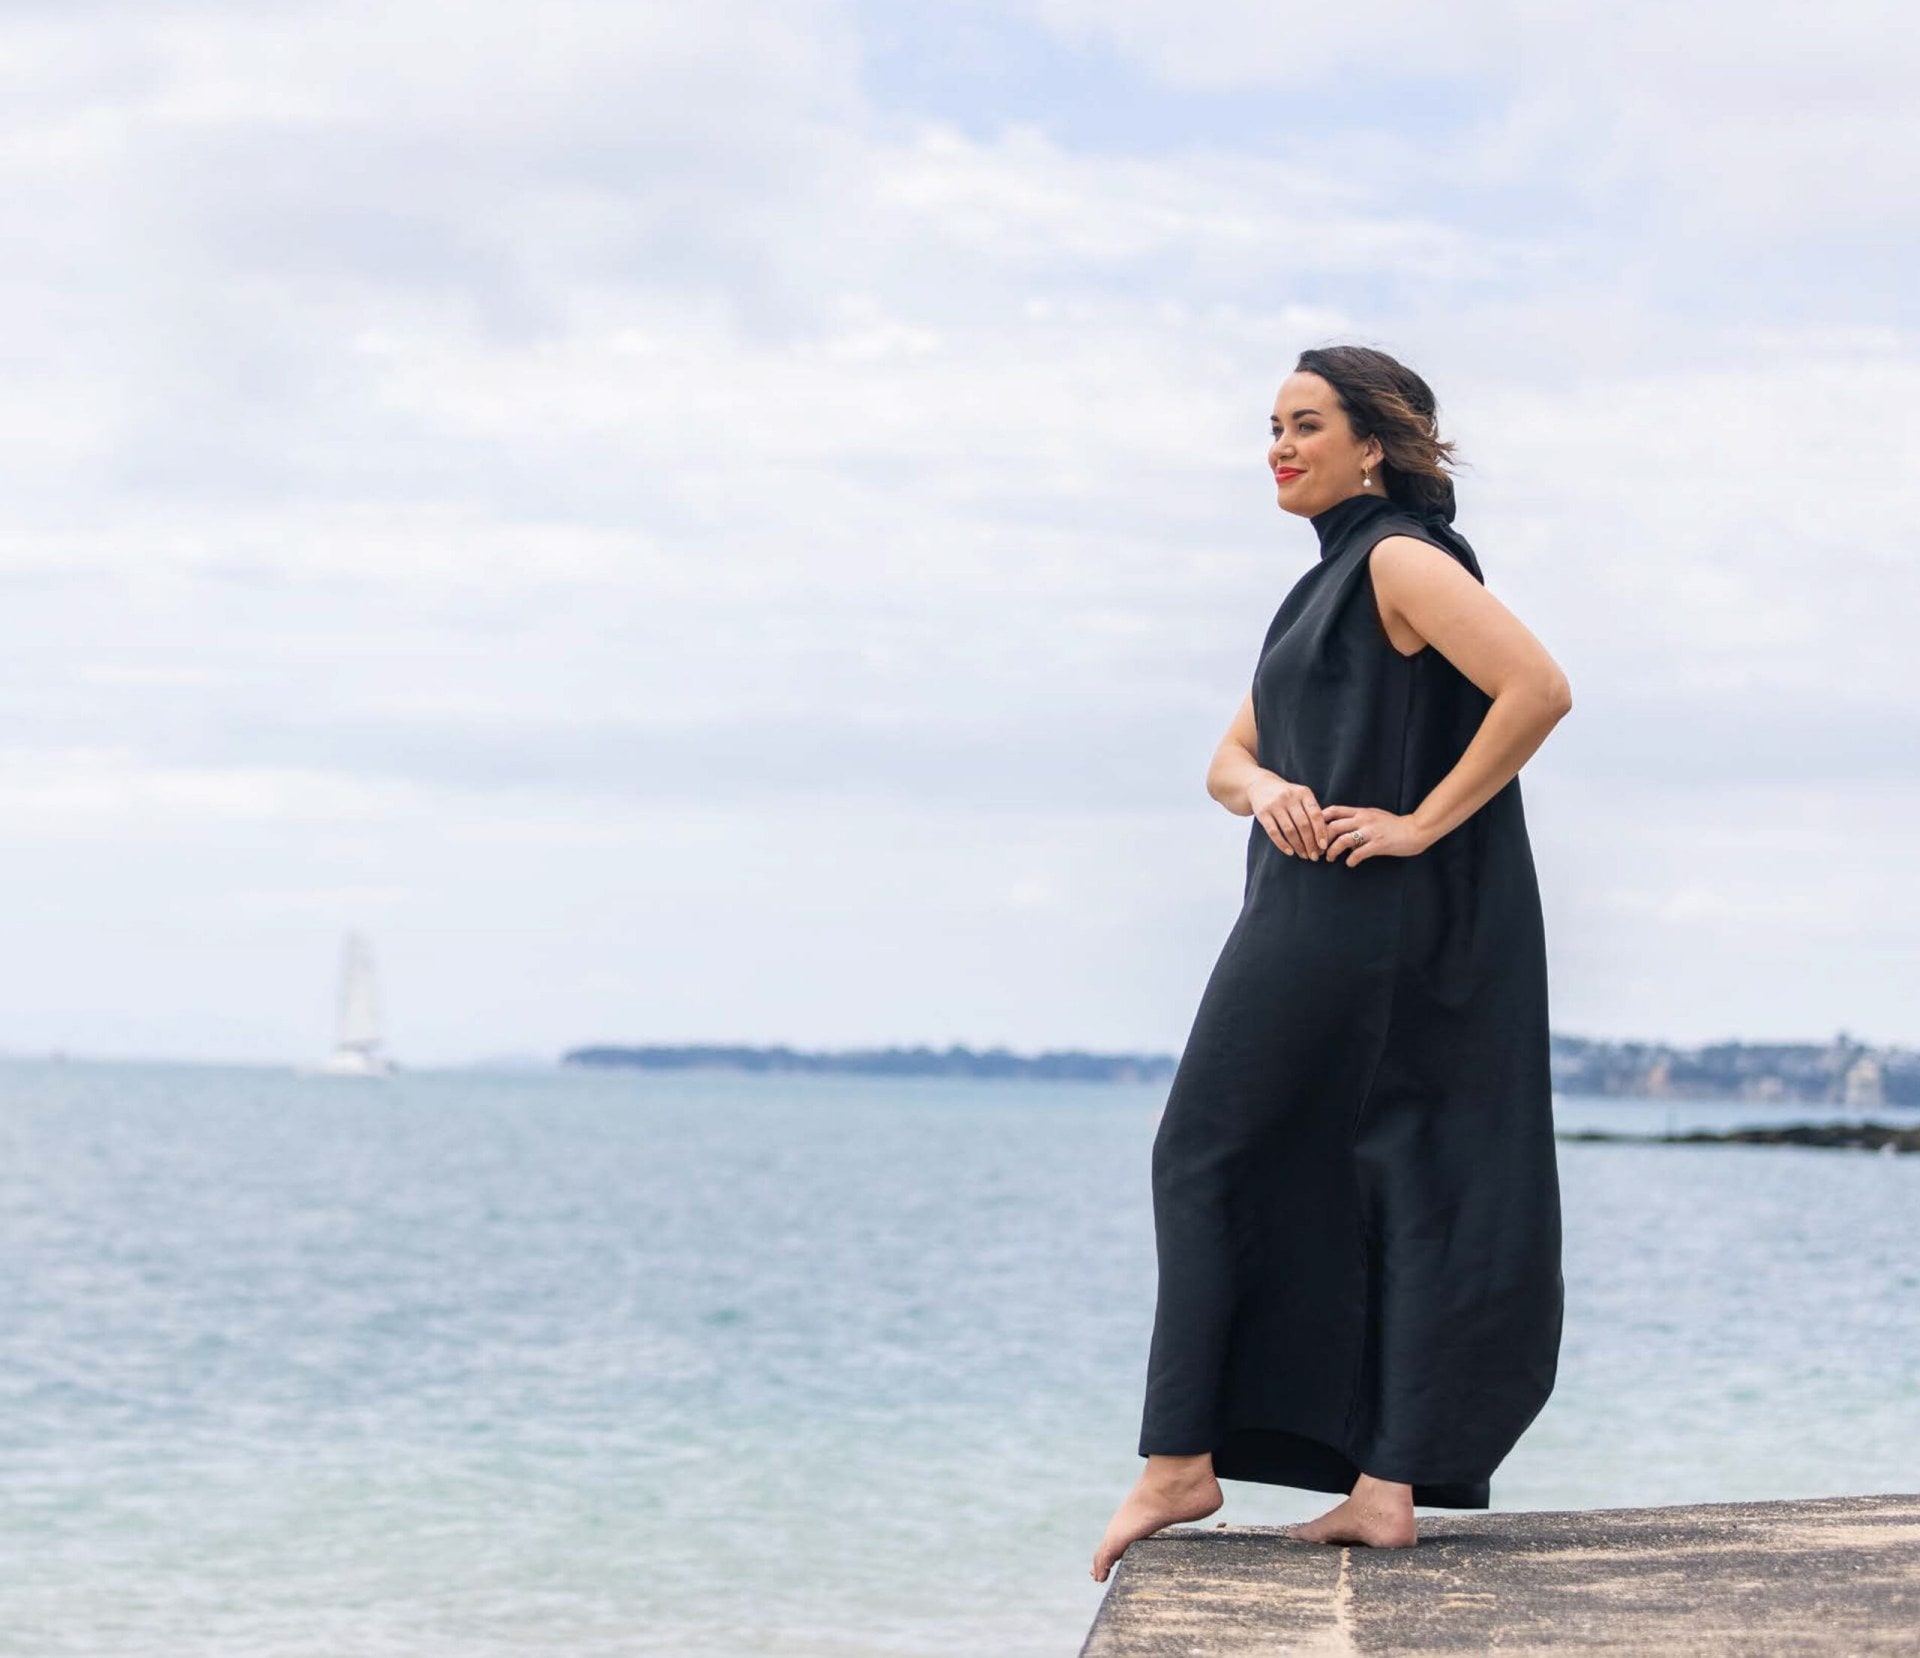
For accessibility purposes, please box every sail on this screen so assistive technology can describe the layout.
[335,933,384,1052]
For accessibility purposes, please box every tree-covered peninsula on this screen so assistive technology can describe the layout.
[564,1029,1920,1103]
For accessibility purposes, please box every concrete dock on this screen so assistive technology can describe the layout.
[1080,1491,1920,1655]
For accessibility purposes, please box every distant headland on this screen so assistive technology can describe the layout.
[1548,1030,1916,1107]
[562,1030,1918,1104]
[561,1043,1174,1084]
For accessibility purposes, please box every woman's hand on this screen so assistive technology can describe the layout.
[1320,805,1429,867]
[1247,771,1333,860]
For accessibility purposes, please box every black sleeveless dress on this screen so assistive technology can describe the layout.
[1136,490,1563,1509]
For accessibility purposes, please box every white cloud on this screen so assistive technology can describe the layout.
[0,748,414,832]
[1015,0,1920,237]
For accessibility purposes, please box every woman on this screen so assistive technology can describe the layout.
[1093,345,1570,1581]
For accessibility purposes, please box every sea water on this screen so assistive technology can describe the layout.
[2,1058,1916,1656]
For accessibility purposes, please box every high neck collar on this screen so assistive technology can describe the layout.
[1309,491,1398,561]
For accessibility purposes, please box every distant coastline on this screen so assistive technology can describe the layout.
[562,1043,1174,1084]
[563,1030,1919,1105]
[1547,1030,1916,1107]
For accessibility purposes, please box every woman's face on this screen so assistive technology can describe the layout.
[1268,371,1382,519]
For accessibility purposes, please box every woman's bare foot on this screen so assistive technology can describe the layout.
[1286,1473,1417,1548]
[1091,1454,1223,1582]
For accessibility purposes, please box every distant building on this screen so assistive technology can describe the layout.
[1843,1054,1884,1107]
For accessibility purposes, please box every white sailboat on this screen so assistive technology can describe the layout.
[309,931,396,1078]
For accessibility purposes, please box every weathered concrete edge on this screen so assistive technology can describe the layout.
[1080,1490,1920,1658]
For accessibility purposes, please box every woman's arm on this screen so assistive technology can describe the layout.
[1207,689,1333,859]
[1205,689,1267,814]
[1367,534,1573,850]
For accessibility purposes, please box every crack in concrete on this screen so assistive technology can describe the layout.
[1330,1546,1357,1653]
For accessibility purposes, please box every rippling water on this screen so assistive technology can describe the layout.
[3,1059,1916,1655]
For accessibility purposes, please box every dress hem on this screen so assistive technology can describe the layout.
[1199,1425,1491,1509]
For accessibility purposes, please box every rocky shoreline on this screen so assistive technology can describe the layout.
[1560,1121,1920,1153]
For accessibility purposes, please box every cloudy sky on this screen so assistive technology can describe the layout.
[0,0,1914,1065]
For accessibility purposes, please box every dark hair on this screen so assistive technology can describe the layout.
[1293,345,1460,521]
